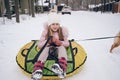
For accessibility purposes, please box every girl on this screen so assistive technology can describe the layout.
[31,13,69,80]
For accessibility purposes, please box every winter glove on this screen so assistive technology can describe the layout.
[48,37,62,46]
[48,36,56,46]
[54,38,62,46]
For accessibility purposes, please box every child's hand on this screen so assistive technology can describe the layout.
[48,37,62,46]
[51,37,57,43]
[52,37,62,46]
[55,39,62,46]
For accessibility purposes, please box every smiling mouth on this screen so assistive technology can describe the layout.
[53,28,58,31]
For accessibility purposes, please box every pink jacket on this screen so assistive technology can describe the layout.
[38,23,69,48]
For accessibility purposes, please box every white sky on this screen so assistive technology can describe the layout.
[0,11,120,80]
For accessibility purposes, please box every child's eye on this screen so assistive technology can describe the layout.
[56,23,59,25]
[52,23,55,25]
[51,23,59,25]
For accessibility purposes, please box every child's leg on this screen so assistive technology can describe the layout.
[58,46,67,60]
[31,47,49,80]
[57,46,67,72]
[51,46,67,78]
[37,47,49,62]
[34,47,49,71]
[52,46,67,78]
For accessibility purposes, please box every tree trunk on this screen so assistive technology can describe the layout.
[4,0,12,19]
[20,0,29,14]
[15,0,20,23]
[28,0,32,16]
[41,0,44,13]
[31,0,35,17]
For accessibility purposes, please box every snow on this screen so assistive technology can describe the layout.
[0,11,120,80]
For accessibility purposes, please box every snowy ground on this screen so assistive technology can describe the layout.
[0,11,120,80]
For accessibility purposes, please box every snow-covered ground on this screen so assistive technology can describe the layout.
[0,11,120,80]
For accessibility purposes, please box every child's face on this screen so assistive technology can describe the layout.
[50,23,60,32]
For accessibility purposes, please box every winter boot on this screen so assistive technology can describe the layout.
[59,57,67,72]
[31,61,44,80]
[51,63,65,78]
[31,69,42,80]
[51,57,67,78]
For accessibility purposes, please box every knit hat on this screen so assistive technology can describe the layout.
[48,13,61,26]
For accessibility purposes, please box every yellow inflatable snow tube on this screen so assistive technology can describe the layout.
[16,40,87,80]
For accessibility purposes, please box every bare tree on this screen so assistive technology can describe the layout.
[28,0,32,15]
[31,0,35,17]
[0,0,6,24]
[15,0,20,23]
[4,0,12,19]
